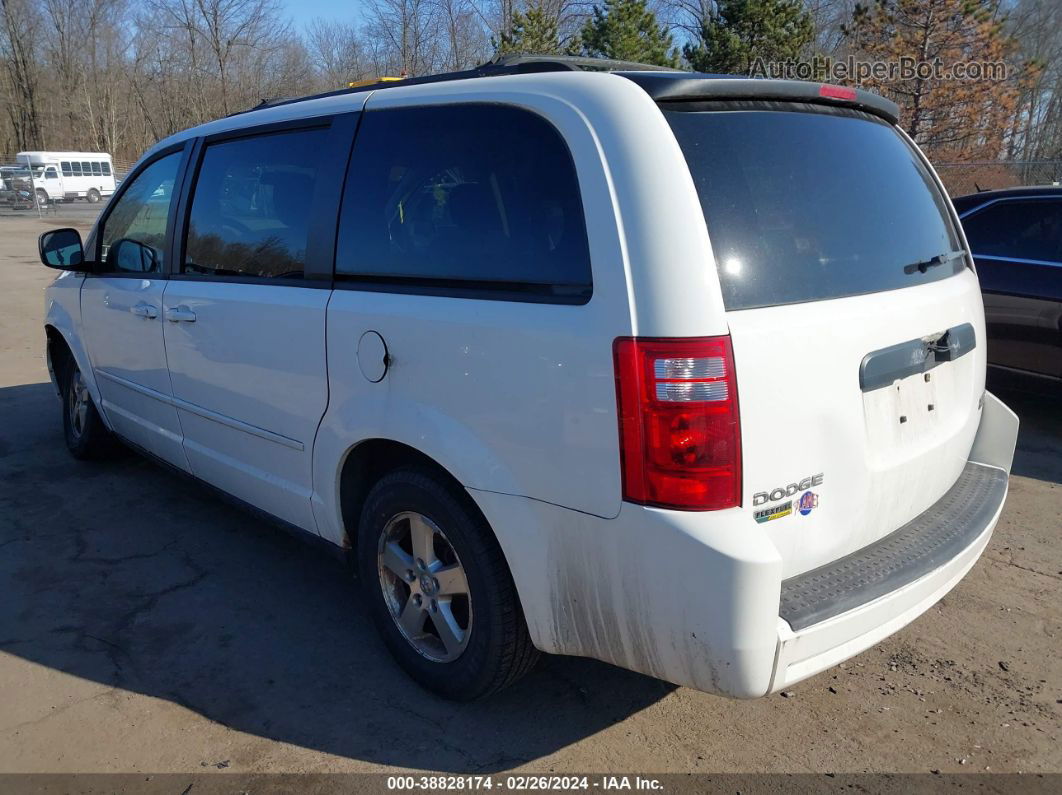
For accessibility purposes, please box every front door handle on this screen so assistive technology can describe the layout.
[130,303,158,319]
[165,305,197,323]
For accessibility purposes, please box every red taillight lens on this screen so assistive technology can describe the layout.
[613,336,741,511]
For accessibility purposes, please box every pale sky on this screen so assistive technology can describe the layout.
[280,0,363,30]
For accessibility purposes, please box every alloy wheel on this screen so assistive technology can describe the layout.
[377,511,472,662]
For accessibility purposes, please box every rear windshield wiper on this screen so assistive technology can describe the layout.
[903,250,966,275]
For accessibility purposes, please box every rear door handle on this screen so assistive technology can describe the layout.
[165,305,197,323]
[130,303,158,319]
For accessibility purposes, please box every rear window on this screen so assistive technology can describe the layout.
[665,107,963,310]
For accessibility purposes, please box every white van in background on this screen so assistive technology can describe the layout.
[17,151,116,204]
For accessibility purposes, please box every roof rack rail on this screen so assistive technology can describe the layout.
[235,54,684,116]
[488,54,683,73]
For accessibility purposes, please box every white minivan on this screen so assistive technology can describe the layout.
[18,150,116,204]
[38,56,1018,701]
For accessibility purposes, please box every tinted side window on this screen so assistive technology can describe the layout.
[102,162,111,176]
[81,161,90,173]
[91,162,102,176]
[963,200,1062,263]
[183,127,327,279]
[61,161,71,176]
[99,152,182,273]
[71,162,82,175]
[336,104,591,298]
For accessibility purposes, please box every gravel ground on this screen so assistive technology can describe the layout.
[1,211,1060,775]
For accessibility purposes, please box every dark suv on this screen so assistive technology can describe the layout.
[954,186,1062,389]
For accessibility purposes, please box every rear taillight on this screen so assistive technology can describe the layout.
[613,336,741,511]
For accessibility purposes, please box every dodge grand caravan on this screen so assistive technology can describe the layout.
[38,56,1019,701]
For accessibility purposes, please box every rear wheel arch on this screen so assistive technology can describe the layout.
[338,439,487,553]
[342,441,540,698]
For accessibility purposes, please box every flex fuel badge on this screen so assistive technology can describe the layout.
[754,501,793,523]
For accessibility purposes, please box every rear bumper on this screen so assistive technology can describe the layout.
[779,462,1007,633]
[769,390,1017,692]
[770,461,1007,692]
[470,392,1018,698]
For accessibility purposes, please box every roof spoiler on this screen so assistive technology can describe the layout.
[619,74,900,125]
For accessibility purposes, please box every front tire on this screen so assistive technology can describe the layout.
[357,468,539,700]
[61,361,115,459]
[35,188,48,207]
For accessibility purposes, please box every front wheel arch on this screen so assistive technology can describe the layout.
[45,324,110,432]
[45,325,75,398]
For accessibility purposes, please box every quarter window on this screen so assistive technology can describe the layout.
[183,127,328,279]
[336,104,591,299]
[102,162,111,176]
[98,151,182,273]
[963,200,1062,263]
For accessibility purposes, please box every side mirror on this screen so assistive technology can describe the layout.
[109,238,159,273]
[39,228,85,270]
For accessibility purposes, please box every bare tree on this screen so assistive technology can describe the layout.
[1006,0,1062,161]
[437,0,490,71]
[306,18,369,88]
[363,0,441,76]
[0,0,44,149]
[192,0,289,114]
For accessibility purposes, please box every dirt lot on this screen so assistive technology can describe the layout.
[1,211,1060,775]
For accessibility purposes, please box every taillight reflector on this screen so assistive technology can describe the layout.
[613,336,742,511]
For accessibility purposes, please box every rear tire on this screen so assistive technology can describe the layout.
[357,468,539,700]
[86,189,100,203]
[61,360,115,459]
